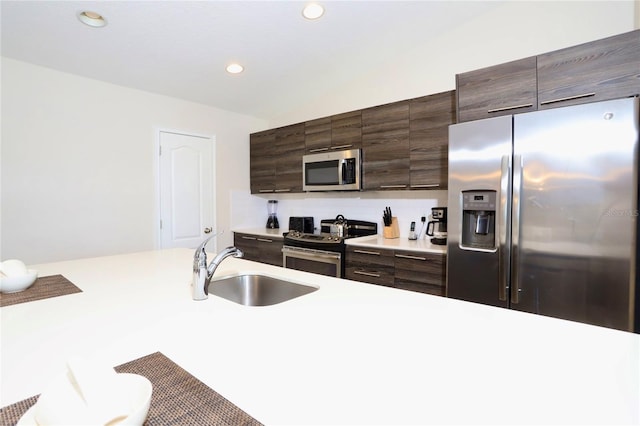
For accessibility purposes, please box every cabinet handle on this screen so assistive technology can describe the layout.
[354,270,381,278]
[308,147,329,153]
[394,254,427,261]
[487,103,534,114]
[410,184,439,189]
[540,92,595,106]
[257,238,273,243]
[258,189,275,193]
[241,236,257,240]
[331,144,353,150]
[354,249,381,256]
[275,189,291,193]
[380,185,407,189]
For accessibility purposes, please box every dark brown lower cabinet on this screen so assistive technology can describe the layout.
[345,246,446,296]
[233,233,284,267]
[345,247,395,287]
[393,250,446,296]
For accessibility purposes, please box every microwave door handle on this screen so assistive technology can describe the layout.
[339,159,346,184]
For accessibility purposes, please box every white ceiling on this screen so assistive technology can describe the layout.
[1,1,499,122]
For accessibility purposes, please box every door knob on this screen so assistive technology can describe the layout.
[204,227,212,234]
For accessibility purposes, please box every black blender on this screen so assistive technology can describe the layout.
[266,200,279,229]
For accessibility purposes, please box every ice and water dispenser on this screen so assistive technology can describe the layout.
[461,190,496,250]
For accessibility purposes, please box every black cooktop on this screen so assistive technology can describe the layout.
[283,218,377,249]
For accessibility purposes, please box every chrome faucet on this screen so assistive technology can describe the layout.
[192,236,244,301]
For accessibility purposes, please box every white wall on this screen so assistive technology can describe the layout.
[2,1,636,264]
[1,58,267,264]
[231,190,448,240]
[270,1,636,127]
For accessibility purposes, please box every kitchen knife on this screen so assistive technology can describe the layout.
[383,207,392,226]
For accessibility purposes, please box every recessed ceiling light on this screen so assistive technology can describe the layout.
[302,3,324,20]
[226,63,244,74]
[77,11,107,28]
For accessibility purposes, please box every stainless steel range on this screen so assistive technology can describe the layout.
[282,216,377,278]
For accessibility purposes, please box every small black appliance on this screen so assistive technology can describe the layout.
[289,216,314,233]
[426,207,447,245]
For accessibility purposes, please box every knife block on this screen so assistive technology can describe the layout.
[383,217,400,239]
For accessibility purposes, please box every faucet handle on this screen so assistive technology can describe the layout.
[193,234,217,270]
[194,235,214,255]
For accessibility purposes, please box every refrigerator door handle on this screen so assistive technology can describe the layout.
[499,155,512,301]
[511,154,523,305]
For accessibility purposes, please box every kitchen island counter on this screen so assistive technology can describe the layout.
[1,249,638,425]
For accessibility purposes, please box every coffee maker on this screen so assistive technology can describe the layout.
[266,200,279,229]
[426,207,447,245]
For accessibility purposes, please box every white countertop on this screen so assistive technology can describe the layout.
[2,249,638,424]
[346,235,447,254]
[233,228,447,254]
[233,228,287,238]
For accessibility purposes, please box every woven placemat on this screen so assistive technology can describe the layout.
[0,352,263,426]
[0,275,82,308]
[0,395,38,425]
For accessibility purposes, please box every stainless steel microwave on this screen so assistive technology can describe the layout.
[303,149,362,191]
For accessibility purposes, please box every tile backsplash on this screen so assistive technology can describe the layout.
[230,190,448,238]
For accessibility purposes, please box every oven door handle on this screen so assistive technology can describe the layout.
[282,246,342,261]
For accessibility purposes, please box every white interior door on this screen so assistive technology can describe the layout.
[159,131,215,250]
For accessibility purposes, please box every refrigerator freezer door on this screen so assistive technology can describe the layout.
[447,115,513,307]
[513,97,638,331]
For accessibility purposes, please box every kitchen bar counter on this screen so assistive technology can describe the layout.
[1,249,638,424]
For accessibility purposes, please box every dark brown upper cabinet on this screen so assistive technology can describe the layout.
[304,117,331,154]
[456,56,538,123]
[250,123,306,194]
[456,30,640,122]
[362,100,410,190]
[409,90,455,190]
[331,110,362,150]
[305,111,362,154]
[537,30,640,110]
[249,129,276,194]
[275,123,305,193]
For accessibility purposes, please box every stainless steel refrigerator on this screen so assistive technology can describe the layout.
[446,97,639,332]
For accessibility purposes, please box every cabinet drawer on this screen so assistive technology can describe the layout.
[393,251,446,293]
[345,247,394,287]
[346,266,394,287]
[256,236,284,267]
[234,233,260,261]
[456,56,537,123]
[346,247,395,266]
[234,233,283,267]
[537,30,640,109]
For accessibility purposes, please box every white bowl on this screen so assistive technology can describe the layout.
[35,372,152,425]
[116,373,153,426]
[0,259,28,276]
[0,269,37,293]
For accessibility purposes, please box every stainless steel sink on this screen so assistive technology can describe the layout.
[208,274,318,306]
